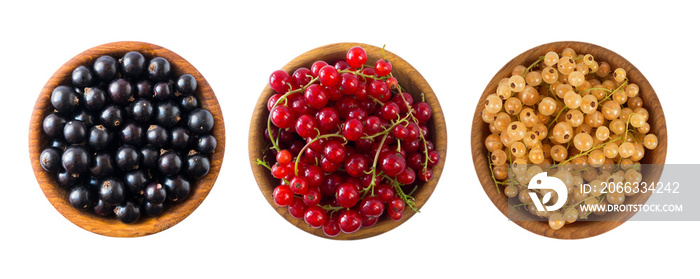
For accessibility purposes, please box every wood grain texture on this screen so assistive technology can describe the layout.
[28,41,226,237]
[249,43,447,240]
[471,41,667,239]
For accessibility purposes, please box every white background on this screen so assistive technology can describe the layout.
[1,0,697,278]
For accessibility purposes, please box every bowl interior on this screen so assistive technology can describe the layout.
[471,41,668,239]
[29,41,226,237]
[249,43,447,240]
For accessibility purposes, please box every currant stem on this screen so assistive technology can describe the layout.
[293,133,346,176]
[522,56,545,79]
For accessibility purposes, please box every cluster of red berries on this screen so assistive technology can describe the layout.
[259,46,440,237]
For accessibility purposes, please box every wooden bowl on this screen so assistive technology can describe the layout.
[249,43,447,240]
[28,41,226,237]
[471,41,667,239]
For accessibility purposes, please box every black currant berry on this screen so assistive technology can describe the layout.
[124,170,149,196]
[93,55,118,82]
[147,57,170,81]
[108,78,134,105]
[57,170,82,188]
[142,201,164,217]
[187,108,214,134]
[99,105,124,129]
[146,125,169,147]
[130,99,154,123]
[119,122,144,146]
[87,125,111,151]
[136,80,153,99]
[153,82,172,100]
[93,199,115,217]
[100,178,126,206]
[121,51,145,78]
[73,109,96,127]
[158,150,181,176]
[40,148,62,172]
[83,87,107,111]
[50,139,68,151]
[89,152,115,178]
[140,146,160,169]
[170,127,190,150]
[178,95,199,112]
[43,113,67,139]
[195,134,217,155]
[63,120,87,144]
[72,65,94,88]
[69,185,96,210]
[115,145,140,171]
[164,175,190,202]
[62,146,90,174]
[114,199,141,224]
[176,74,197,95]
[186,154,210,178]
[154,101,181,128]
[144,182,167,204]
[51,85,79,114]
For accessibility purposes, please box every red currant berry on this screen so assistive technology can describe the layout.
[413,102,432,124]
[396,167,416,185]
[407,153,425,170]
[323,85,343,101]
[290,93,315,116]
[342,119,364,141]
[363,116,383,136]
[303,187,321,206]
[346,46,368,69]
[375,183,395,203]
[418,167,433,181]
[353,81,368,101]
[320,157,340,173]
[427,150,440,167]
[335,182,360,208]
[322,214,341,237]
[272,185,294,207]
[289,176,309,195]
[288,140,305,156]
[344,153,369,177]
[387,209,403,221]
[355,138,374,153]
[374,59,392,77]
[334,60,351,71]
[388,197,405,213]
[271,163,288,179]
[321,172,345,197]
[360,67,376,80]
[288,197,307,219]
[362,215,379,227]
[269,70,290,93]
[404,122,420,142]
[380,102,400,120]
[323,140,347,164]
[303,165,325,188]
[310,61,328,78]
[291,67,312,88]
[270,106,295,129]
[380,151,406,177]
[385,77,398,89]
[392,125,408,139]
[318,65,340,87]
[368,80,390,102]
[315,107,340,132]
[360,173,382,189]
[276,149,292,164]
[304,84,329,109]
[295,114,318,138]
[303,205,327,228]
[338,209,362,234]
[392,92,414,113]
[339,73,359,95]
[405,139,421,153]
[359,196,384,218]
[267,93,283,111]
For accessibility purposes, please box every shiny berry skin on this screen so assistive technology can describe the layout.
[89,152,115,178]
[178,95,199,112]
[51,86,79,114]
[147,57,171,81]
[72,65,94,88]
[288,197,307,219]
[62,120,87,144]
[335,182,360,208]
[385,77,398,89]
[154,101,181,128]
[339,73,359,95]
[397,167,416,185]
[187,108,214,134]
[170,127,191,150]
[413,102,432,124]
[108,78,134,105]
[196,134,217,154]
[289,176,309,195]
[346,46,368,68]
[146,125,169,147]
[100,105,124,129]
[374,59,392,76]
[93,199,115,217]
[304,84,328,109]
[83,87,106,111]
[380,152,406,177]
[269,70,290,93]
[359,196,384,218]
[142,201,164,217]
[40,148,62,172]
[62,146,90,174]
[163,175,190,202]
[375,183,395,203]
[43,113,67,138]
[303,165,325,188]
[295,114,317,138]
[316,107,340,132]
[388,209,403,221]
[393,92,414,113]
[368,79,390,102]
[273,185,294,207]
[276,149,292,164]
[392,124,408,139]
[318,65,339,87]
[121,51,145,78]
[157,150,181,176]
[267,93,283,111]
[153,82,172,100]
[388,197,405,213]
[100,178,126,206]
[119,122,143,146]
[291,67,313,88]
[344,153,369,177]
[140,146,159,170]
[176,74,197,95]
[124,170,148,196]
[342,119,363,141]
[303,187,321,206]
[303,205,327,228]
[322,215,341,237]
[323,141,346,164]
[310,61,328,77]
[338,209,362,234]
[185,154,210,178]
[69,186,95,210]
[114,199,141,224]
[363,116,382,136]
[418,167,433,181]
[144,182,167,204]
[131,99,154,122]
[93,55,117,81]
[270,106,295,129]
[116,145,141,171]
[380,102,400,120]
[427,150,440,167]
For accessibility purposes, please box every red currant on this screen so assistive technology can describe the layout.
[295,114,318,138]
[335,182,360,208]
[396,167,416,185]
[291,67,312,88]
[387,209,403,221]
[338,209,362,233]
[303,165,325,188]
[310,61,328,78]
[374,59,392,77]
[303,205,327,228]
[375,183,395,203]
[368,79,390,102]
[388,197,405,213]
[323,140,346,164]
[346,46,367,69]
[322,214,341,237]
[270,106,295,129]
[320,156,340,173]
[385,77,398,89]
[304,84,329,109]
[392,92,414,113]
[362,215,379,227]
[276,149,292,164]
[418,167,433,181]
[334,60,351,71]
[344,153,369,177]
[272,185,294,207]
[288,197,307,219]
[363,116,383,136]
[392,125,408,139]
[318,65,340,87]
[413,102,432,124]
[267,93,283,111]
[380,151,406,177]
[380,102,400,120]
[359,196,384,218]
[269,70,290,93]
[339,73,359,95]
[315,107,339,132]
[289,176,309,195]
[303,187,321,206]
[342,119,363,141]
[323,85,343,101]
[427,150,440,167]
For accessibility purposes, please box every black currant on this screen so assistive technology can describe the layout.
[142,201,164,217]
[115,145,140,171]
[195,134,217,155]
[147,57,170,81]
[140,146,160,169]
[135,80,153,99]
[89,152,115,178]
[146,125,169,148]
[93,199,115,217]
[119,122,144,146]
[177,95,199,112]
[130,99,154,123]
[51,85,79,114]
[144,182,167,204]
[99,105,124,129]
[114,199,141,224]
[186,154,210,178]
[68,185,96,210]
[63,120,87,144]
[57,170,82,189]
[121,51,145,78]
[176,74,197,95]
[73,109,96,127]
[170,127,191,150]
[87,125,111,151]
[187,108,214,134]
[153,82,172,100]
[163,175,190,202]
[62,146,90,174]
[124,170,148,196]
[72,65,94,88]
[50,139,67,151]
[158,150,181,176]
[154,101,181,128]
[99,178,126,206]
[108,78,134,105]
[40,147,62,172]
[43,113,67,139]
[83,87,107,111]
[93,55,117,82]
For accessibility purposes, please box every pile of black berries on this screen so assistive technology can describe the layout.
[39,51,216,224]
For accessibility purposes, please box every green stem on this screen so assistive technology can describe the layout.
[293,133,346,176]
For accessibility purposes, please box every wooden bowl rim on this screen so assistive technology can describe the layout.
[471,41,668,239]
[28,41,226,237]
[248,42,447,240]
